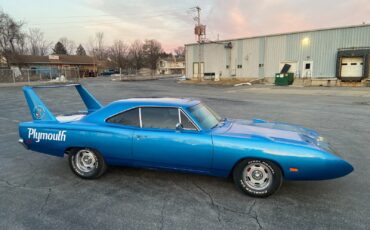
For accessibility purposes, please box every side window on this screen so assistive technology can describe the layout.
[141,107,178,129]
[180,111,197,130]
[107,108,140,127]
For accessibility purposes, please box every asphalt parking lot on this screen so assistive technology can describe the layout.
[0,77,369,229]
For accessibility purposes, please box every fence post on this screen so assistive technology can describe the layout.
[77,67,80,82]
[120,68,122,81]
[12,70,15,84]
[27,69,30,84]
[49,67,52,80]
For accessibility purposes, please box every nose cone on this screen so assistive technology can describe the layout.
[339,160,353,176]
[327,158,354,179]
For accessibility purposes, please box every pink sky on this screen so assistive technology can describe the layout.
[2,0,370,52]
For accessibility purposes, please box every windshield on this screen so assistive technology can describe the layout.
[188,103,221,129]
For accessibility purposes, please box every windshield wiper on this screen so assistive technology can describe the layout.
[212,118,227,129]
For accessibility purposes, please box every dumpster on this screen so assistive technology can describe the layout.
[275,64,294,86]
[275,73,294,86]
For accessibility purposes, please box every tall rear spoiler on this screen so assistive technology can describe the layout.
[23,84,102,121]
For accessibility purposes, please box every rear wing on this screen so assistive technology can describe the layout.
[23,84,102,121]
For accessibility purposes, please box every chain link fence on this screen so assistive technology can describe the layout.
[0,67,80,84]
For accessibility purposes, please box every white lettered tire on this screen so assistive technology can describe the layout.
[69,148,107,179]
[233,159,282,198]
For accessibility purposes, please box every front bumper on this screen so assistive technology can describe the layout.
[18,138,29,150]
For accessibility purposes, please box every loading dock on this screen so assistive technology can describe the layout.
[340,57,363,78]
[336,48,370,82]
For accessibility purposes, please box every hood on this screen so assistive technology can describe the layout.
[215,118,322,147]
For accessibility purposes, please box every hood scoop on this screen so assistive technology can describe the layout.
[227,120,304,142]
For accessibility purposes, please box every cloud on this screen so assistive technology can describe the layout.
[14,0,370,52]
[83,0,195,51]
[205,0,370,40]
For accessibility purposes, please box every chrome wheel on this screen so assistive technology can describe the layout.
[73,149,98,173]
[242,162,272,191]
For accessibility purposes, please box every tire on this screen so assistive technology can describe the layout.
[233,159,282,198]
[68,148,107,179]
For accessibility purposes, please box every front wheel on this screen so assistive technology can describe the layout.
[69,148,107,179]
[233,159,282,198]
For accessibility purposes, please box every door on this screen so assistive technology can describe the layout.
[193,62,204,79]
[105,108,141,163]
[132,107,213,172]
[341,57,363,77]
[302,61,313,78]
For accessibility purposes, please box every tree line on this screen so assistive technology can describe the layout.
[0,10,185,70]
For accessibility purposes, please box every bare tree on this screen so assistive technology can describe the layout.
[28,28,51,56]
[86,36,96,56]
[129,39,144,70]
[143,39,163,70]
[174,46,185,58]
[0,10,27,66]
[95,32,105,60]
[86,32,106,60]
[59,37,76,55]
[108,40,128,68]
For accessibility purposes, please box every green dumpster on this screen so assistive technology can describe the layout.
[275,72,294,86]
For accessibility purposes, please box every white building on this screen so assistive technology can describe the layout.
[157,57,185,75]
[185,24,370,82]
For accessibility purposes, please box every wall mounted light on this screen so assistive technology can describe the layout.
[301,37,310,46]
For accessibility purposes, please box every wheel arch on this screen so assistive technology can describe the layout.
[64,146,102,155]
[64,146,83,155]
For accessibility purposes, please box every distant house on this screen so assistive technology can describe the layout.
[0,56,7,68]
[157,56,185,75]
[8,55,106,77]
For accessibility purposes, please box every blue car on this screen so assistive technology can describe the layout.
[18,84,353,197]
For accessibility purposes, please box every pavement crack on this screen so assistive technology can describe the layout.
[0,179,22,188]
[38,188,51,217]
[248,200,263,230]
[192,181,223,227]
[247,200,256,214]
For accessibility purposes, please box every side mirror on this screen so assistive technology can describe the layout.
[176,123,184,131]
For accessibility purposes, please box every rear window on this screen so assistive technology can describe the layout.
[106,108,140,127]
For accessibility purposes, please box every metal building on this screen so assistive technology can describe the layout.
[185,24,370,82]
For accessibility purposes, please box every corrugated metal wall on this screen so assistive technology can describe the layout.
[185,25,370,79]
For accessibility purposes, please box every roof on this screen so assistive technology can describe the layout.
[9,55,96,65]
[114,98,200,107]
[159,56,185,62]
[185,23,370,46]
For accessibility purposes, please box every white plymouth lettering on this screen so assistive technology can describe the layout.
[28,128,67,143]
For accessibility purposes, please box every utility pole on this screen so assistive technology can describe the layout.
[190,6,205,81]
[193,6,202,81]
[196,6,202,81]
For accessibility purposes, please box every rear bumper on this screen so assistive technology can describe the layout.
[18,138,29,150]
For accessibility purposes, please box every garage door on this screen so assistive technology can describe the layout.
[341,57,363,77]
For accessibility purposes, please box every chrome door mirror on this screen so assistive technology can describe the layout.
[176,123,184,131]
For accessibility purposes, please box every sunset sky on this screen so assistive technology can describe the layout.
[1,0,370,52]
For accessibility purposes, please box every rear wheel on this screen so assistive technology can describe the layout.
[233,159,282,198]
[68,148,107,179]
